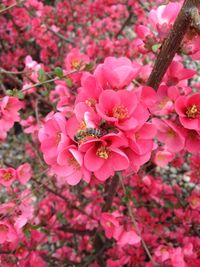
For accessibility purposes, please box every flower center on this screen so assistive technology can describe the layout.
[56,132,61,144]
[71,59,81,69]
[167,129,176,138]
[96,146,109,159]
[0,224,9,233]
[3,172,12,181]
[85,98,96,108]
[191,198,198,206]
[112,105,128,120]
[186,104,199,118]
[79,120,86,131]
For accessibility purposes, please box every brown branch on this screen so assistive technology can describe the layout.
[102,173,120,212]
[92,173,120,267]
[147,0,200,90]
[115,10,134,38]
[57,226,95,235]
[46,25,75,45]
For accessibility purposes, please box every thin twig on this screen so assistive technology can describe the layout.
[21,69,78,92]
[46,25,75,45]
[118,172,159,267]
[0,0,25,15]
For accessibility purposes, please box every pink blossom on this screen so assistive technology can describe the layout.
[52,145,91,185]
[75,73,102,107]
[38,112,70,165]
[113,226,141,246]
[0,221,17,244]
[153,119,185,152]
[80,133,129,181]
[94,57,140,89]
[0,167,16,187]
[185,130,200,154]
[64,48,90,71]
[154,245,170,262]
[100,212,119,239]
[96,89,139,131]
[17,163,32,185]
[154,150,174,167]
[164,61,196,87]
[171,247,186,267]
[175,94,200,131]
[149,2,182,38]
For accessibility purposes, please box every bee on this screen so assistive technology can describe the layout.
[74,128,104,142]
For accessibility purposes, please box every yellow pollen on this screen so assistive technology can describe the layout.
[79,120,86,131]
[3,172,12,181]
[186,104,199,118]
[167,129,176,138]
[112,105,128,120]
[85,98,96,108]
[68,157,80,170]
[96,146,109,159]
[106,222,112,227]
[157,154,166,161]
[71,59,81,69]
[191,198,198,206]
[56,132,61,144]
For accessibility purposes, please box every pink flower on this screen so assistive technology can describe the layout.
[154,245,170,262]
[164,61,196,87]
[126,123,156,155]
[185,130,200,154]
[1,96,23,121]
[0,221,17,244]
[38,113,70,165]
[188,193,200,210]
[94,57,140,89]
[96,89,139,131]
[64,48,90,71]
[17,163,32,185]
[52,146,91,185]
[175,94,200,131]
[75,73,102,107]
[153,119,185,152]
[150,85,179,115]
[100,212,119,239]
[113,226,141,246]
[80,133,129,181]
[149,2,181,38]
[171,247,186,267]
[154,150,174,167]
[0,167,16,187]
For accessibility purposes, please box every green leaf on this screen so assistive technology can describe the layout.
[23,226,31,239]
[152,43,161,53]
[56,212,67,224]
[37,69,46,82]
[54,67,64,78]
[16,91,24,99]
[6,89,24,99]
[84,62,94,72]
[6,89,13,96]
[65,78,73,87]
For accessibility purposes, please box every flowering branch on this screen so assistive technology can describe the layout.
[147,0,200,89]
